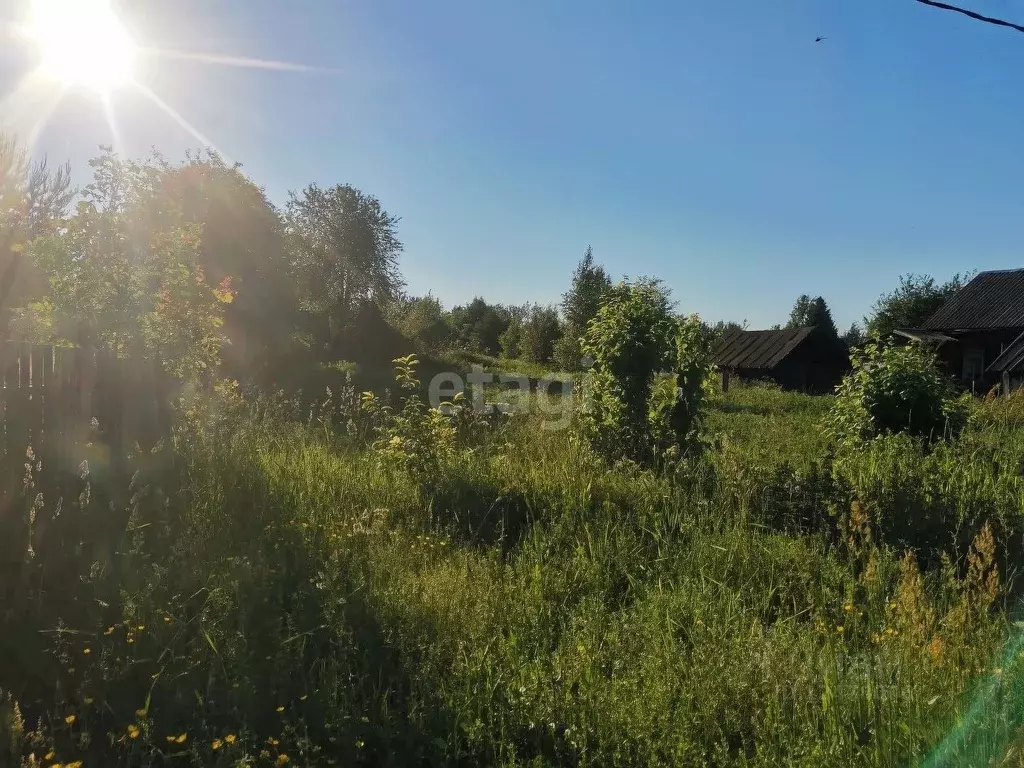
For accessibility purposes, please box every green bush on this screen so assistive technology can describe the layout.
[581,281,714,465]
[826,341,970,445]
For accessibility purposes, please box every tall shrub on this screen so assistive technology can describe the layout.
[826,341,970,445]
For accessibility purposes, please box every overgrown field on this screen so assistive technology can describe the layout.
[4,384,1024,766]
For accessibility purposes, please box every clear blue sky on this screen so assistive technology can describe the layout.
[3,0,1024,330]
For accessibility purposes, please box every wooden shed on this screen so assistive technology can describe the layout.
[714,326,850,394]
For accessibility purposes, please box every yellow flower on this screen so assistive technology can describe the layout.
[137,625,145,631]
[104,626,115,635]
[276,705,285,712]
[212,738,223,750]
[64,714,76,725]
[843,603,854,613]
[164,616,171,623]
[175,733,187,744]
[127,637,135,644]
[261,750,271,759]
[127,724,141,739]
[68,763,83,768]
[82,648,91,655]
[135,708,147,718]
[224,733,237,744]
[268,737,280,746]
[44,752,55,760]
[836,625,844,634]
[276,755,290,765]
[166,736,176,743]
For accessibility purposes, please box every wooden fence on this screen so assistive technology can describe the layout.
[0,342,171,506]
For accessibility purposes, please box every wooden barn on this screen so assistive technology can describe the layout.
[714,326,850,394]
[896,269,1024,393]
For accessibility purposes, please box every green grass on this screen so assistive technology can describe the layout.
[3,385,1024,765]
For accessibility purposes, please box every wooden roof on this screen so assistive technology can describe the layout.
[714,327,815,370]
[922,269,1024,331]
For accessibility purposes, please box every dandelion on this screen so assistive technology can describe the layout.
[127,723,140,739]
[836,625,844,634]
[212,738,223,750]
[64,714,76,725]
[224,734,237,745]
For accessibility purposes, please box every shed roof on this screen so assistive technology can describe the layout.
[714,327,815,370]
[922,269,1024,331]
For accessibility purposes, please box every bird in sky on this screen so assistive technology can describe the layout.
[815,36,827,42]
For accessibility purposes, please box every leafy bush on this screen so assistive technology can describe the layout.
[581,281,714,464]
[826,341,970,445]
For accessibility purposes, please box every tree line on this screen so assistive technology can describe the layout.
[0,134,973,388]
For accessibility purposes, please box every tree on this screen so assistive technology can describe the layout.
[285,183,404,355]
[386,294,451,354]
[842,322,866,347]
[447,298,510,356]
[580,278,677,463]
[555,246,611,370]
[498,316,522,359]
[787,294,815,328]
[520,304,561,363]
[0,134,74,335]
[126,150,300,382]
[865,273,967,339]
[808,297,838,338]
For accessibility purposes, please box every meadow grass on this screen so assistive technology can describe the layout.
[2,385,1024,765]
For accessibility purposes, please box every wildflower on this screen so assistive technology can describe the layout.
[164,616,171,623]
[212,738,223,750]
[276,705,285,712]
[261,750,271,759]
[127,724,140,739]
[225,734,237,745]
[44,752,55,760]
[175,733,187,744]
[836,625,844,634]
[82,648,91,655]
[843,603,854,613]
[137,625,145,631]
[267,737,280,746]
[276,755,290,765]
[68,763,84,768]
[166,736,176,743]
[104,626,115,635]
[135,708,147,718]
[127,637,135,644]
[64,714,76,725]
[356,739,365,748]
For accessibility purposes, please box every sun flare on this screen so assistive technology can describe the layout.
[28,0,136,92]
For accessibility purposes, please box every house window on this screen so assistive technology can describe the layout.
[963,349,984,383]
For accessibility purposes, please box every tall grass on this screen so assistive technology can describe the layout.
[1,385,1023,765]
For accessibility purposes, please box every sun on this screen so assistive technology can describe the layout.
[27,0,136,92]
